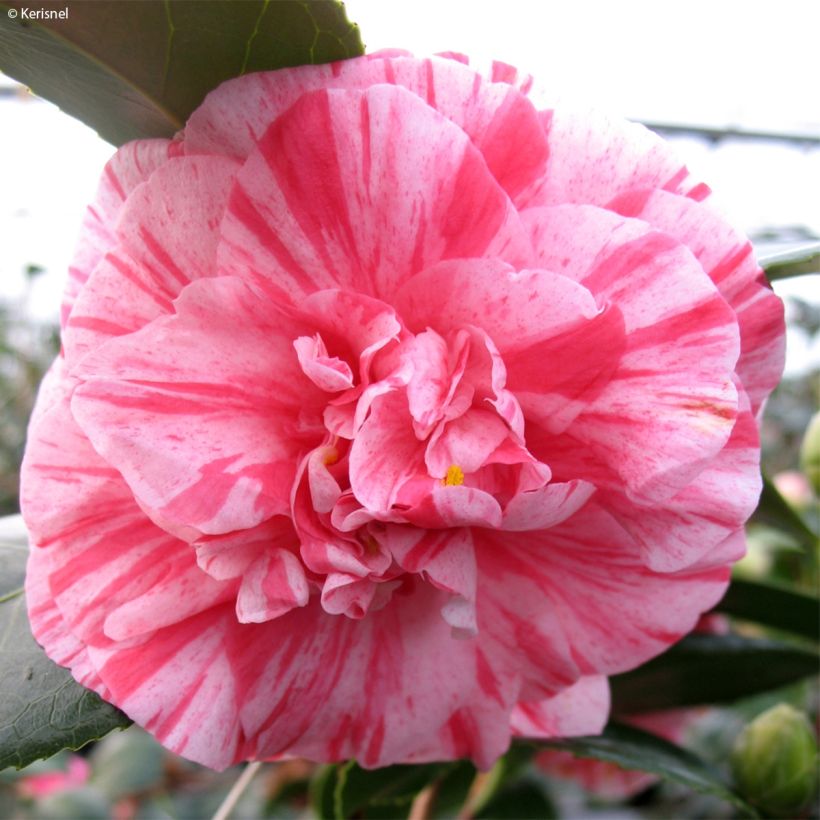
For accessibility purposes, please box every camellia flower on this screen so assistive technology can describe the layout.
[22,52,784,770]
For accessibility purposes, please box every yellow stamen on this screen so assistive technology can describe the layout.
[443,464,465,487]
[322,446,339,466]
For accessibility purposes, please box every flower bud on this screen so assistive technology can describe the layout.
[731,703,818,816]
[800,412,820,497]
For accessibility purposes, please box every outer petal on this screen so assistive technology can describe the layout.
[525,205,741,503]
[64,155,240,364]
[511,675,609,738]
[71,278,323,537]
[218,85,530,303]
[186,54,548,200]
[84,584,521,770]
[476,502,730,683]
[62,139,172,327]
[609,188,785,414]
[608,398,762,571]
[517,108,702,209]
[393,258,600,351]
[22,393,232,650]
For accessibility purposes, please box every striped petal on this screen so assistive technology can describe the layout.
[62,139,173,328]
[476,502,730,684]
[218,84,531,304]
[525,205,741,503]
[517,108,703,210]
[185,54,547,200]
[609,188,786,414]
[64,155,239,365]
[71,278,323,537]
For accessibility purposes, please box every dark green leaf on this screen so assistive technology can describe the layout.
[538,723,758,817]
[760,242,820,281]
[428,760,476,818]
[334,761,445,819]
[0,0,364,146]
[0,536,131,771]
[610,633,819,715]
[752,475,819,552]
[309,764,338,820]
[466,742,537,817]
[474,780,556,820]
[715,578,820,641]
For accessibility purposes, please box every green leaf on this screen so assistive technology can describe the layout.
[0,535,131,771]
[715,578,820,641]
[466,742,536,817]
[474,780,556,820]
[760,242,820,281]
[610,633,819,715]
[0,0,364,146]
[752,475,819,552]
[538,723,758,817]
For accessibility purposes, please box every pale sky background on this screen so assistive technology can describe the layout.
[1,0,818,373]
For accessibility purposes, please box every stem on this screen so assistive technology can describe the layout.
[211,761,263,820]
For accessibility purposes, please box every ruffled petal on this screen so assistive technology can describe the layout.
[476,503,730,682]
[63,140,172,327]
[71,278,322,537]
[609,188,785,414]
[218,85,530,303]
[186,54,547,200]
[525,205,741,503]
[518,108,700,209]
[511,675,609,738]
[64,155,239,364]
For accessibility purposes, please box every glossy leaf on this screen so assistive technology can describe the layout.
[610,633,819,715]
[751,475,819,552]
[0,538,131,771]
[715,578,820,641]
[538,723,758,817]
[0,0,363,146]
[311,759,446,820]
[474,780,557,820]
[760,242,820,281]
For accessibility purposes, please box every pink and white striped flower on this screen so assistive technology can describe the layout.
[22,52,784,770]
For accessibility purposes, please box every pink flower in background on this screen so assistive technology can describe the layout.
[22,52,784,769]
[17,755,90,799]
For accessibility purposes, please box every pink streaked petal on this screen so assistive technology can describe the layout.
[299,289,404,383]
[320,573,382,619]
[63,155,239,365]
[404,329,465,435]
[62,139,172,328]
[26,547,109,698]
[426,408,511,477]
[349,392,427,514]
[477,503,731,678]
[501,479,595,531]
[394,258,599,355]
[186,55,546,200]
[195,516,299,581]
[89,585,519,770]
[386,526,477,635]
[518,108,698,209]
[71,278,321,536]
[609,400,761,572]
[511,675,610,738]
[236,549,310,623]
[293,334,354,392]
[609,188,785,414]
[528,208,741,502]
[218,85,530,304]
[103,561,236,642]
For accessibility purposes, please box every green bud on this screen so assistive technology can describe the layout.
[800,412,820,497]
[731,703,818,816]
